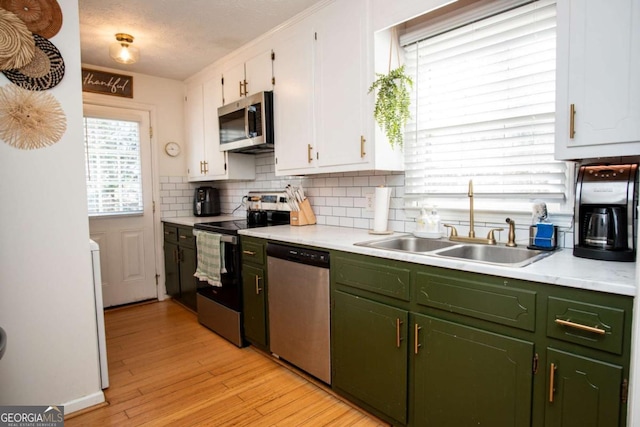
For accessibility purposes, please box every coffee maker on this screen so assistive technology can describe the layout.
[574,164,638,261]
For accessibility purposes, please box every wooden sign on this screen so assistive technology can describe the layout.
[81,68,133,98]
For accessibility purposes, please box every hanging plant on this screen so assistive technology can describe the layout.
[368,26,413,150]
[368,65,412,149]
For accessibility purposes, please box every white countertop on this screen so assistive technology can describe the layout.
[162,215,243,227]
[238,224,637,297]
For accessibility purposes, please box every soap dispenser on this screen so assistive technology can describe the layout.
[415,208,428,233]
[426,206,441,234]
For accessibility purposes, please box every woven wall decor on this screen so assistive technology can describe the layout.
[0,0,62,39]
[2,34,64,90]
[0,7,35,70]
[0,83,67,150]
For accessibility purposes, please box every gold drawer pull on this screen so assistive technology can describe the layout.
[555,318,605,335]
[549,363,557,403]
[396,318,403,348]
[414,323,422,355]
[569,104,576,139]
[255,276,262,295]
[243,250,256,256]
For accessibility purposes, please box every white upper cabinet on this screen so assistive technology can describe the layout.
[555,0,640,160]
[272,19,316,174]
[185,76,255,182]
[315,0,369,170]
[222,50,274,105]
[272,0,403,176]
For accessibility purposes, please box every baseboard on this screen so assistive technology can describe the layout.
[62,390,105,415]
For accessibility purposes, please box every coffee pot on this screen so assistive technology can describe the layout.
[574,164,638,261]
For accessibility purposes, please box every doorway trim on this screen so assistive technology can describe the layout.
[83,92,165,301]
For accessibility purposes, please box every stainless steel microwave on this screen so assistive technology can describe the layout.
[218,91,274,153]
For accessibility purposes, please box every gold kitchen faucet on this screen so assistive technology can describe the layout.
[443,180,504,245]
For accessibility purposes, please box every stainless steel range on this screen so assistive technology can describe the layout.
[193,191,290,347]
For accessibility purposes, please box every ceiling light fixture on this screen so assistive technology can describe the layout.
[109,33,139,64]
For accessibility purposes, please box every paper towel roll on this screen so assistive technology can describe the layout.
[373,187,392,232]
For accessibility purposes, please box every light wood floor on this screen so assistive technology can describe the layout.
[65,300,388,426]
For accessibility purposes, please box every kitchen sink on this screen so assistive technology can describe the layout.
[354,236,458,253]
[432,244,552,268]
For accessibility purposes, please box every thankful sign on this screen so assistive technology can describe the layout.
[81,68,133,98]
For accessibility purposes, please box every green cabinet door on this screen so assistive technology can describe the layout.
[332,290,408,425]
[545,348,623,427]
[179,246,198,311]
[242,263,267,347]
[412,313,534,427]
[164,241,180,298]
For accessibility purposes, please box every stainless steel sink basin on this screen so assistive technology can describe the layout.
[432,244,552,267]
[355,236,458,253]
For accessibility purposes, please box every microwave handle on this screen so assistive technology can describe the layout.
[244,106,250,139]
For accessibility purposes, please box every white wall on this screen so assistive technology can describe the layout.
[0,0,104,413]
[81,65,186,177]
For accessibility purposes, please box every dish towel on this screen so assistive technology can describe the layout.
[193,230,226,287]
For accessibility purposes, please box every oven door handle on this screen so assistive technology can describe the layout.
[221,235,238,245]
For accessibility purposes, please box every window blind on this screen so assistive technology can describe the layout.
[84,117,143,216]
[403,0,567,208]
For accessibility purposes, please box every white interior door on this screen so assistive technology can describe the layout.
[83,104,157,307]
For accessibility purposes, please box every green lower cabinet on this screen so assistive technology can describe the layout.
[179,245,198,312]
[545,348,623,427]
[332,290,409,425]
[164,240,180,298]
[412,313,534,427]
[242,263,267,348]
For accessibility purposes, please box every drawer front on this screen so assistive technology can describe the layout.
[178,226,196,249]
[547,296,626,355]
[416,270,537,332]
[241,238,265,266]
[163,224,178,244]
[333,255,411,301]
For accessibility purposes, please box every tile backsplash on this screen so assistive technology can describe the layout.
[160,153,573,248]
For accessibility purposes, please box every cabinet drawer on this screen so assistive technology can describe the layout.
[163,224,178,244]
[416,270,537,332]
[547,296,626,355]
[333,255,411,301]
[178,227,196,249]
[241,237,265,266]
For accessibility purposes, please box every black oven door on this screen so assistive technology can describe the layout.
[196,235,242,312]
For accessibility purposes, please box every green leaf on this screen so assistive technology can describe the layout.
[368,65,413,149]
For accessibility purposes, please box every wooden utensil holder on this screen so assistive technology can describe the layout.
[290,199,317,226]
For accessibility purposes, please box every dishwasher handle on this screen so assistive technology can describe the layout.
[266,243,329,268]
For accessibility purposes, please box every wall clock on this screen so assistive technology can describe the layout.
[164,141,181,157]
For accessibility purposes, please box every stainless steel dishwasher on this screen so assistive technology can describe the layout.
[267,243,331,384]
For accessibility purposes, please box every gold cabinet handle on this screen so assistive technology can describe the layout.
[307,144,313,163]
[242,250,256,256]
[239,81,244,97]
[173,248,179,263]
[243,79,248,96]
[360,135,366,158]
[203,161,208,174]
[414,323,422,354]
[179,235,187,240]
[549,363,557,403]
[199,161,204,174]
[555,318,605,335]
[569,104,576,139]
[396,318,403,348]
[255,275,262,295]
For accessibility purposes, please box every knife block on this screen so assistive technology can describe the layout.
[290,199,317,226]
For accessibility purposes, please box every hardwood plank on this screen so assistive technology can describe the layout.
[65,300,388,426]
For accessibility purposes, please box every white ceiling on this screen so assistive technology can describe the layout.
[78,0,323,81]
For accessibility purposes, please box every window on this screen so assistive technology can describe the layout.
[402,0,569,212]
[83,116,143,216]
